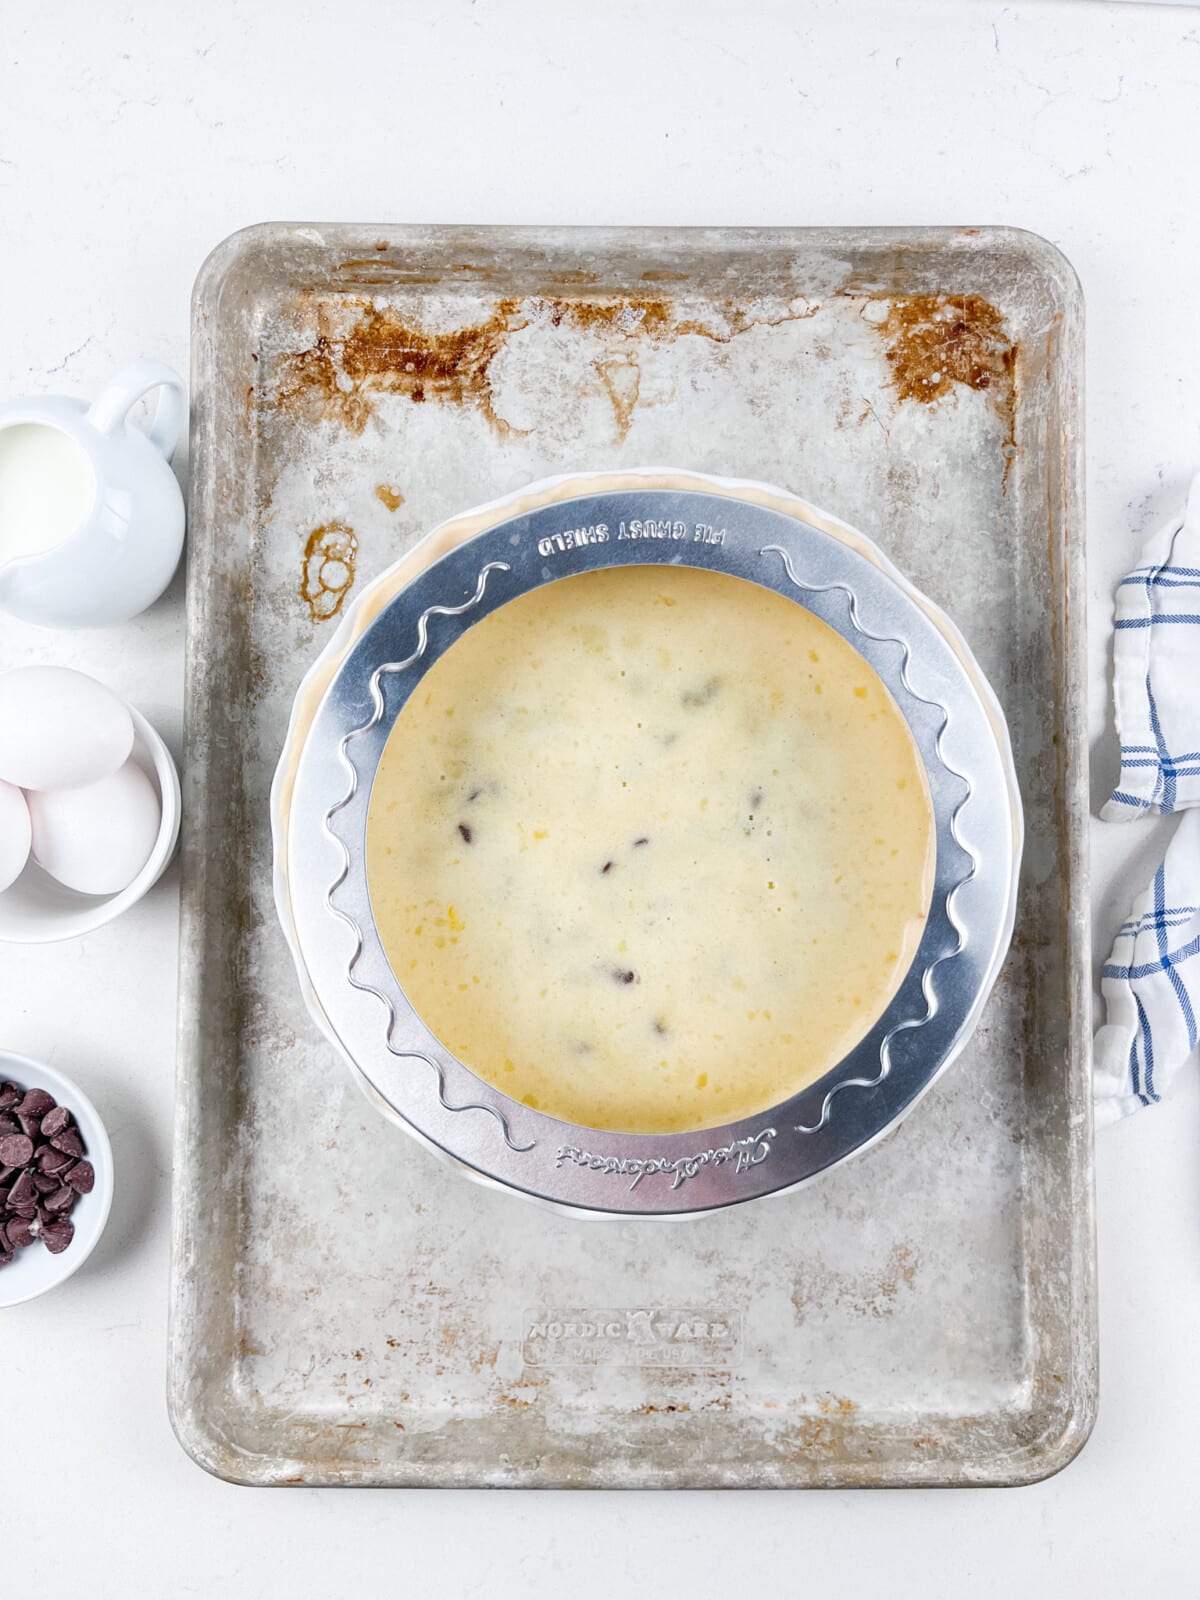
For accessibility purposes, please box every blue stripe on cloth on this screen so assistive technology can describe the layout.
[1134,993,1160,1103]
[1103,928,1200,981]
[1126,764,1200,784]
[1128,1026,1146,1105]
[1119,906,1197,934]
[1121,565,1200,580]
[1155,865,1199,1048]
[1109,790,1151,809]
[1148,683,1174,812]
[1119,574,1200,589]
[1119,919,1195,939]
[1115,615,1200,627]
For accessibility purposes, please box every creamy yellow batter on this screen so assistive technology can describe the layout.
[365,565,934,1134]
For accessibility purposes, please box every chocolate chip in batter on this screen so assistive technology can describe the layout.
[600,860,615,875]
[457,823,473,844]
[681,675,722,709]
[613,968,638,985]
[633,836,650,848]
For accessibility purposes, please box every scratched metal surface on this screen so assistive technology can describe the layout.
[170,225,1094,1487]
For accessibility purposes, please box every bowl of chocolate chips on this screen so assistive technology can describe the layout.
[0,1051,113,1307]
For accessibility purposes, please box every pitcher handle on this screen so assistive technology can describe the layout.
[86,358,185,462]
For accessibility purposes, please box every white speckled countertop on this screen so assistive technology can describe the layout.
[1,0,1198,1592]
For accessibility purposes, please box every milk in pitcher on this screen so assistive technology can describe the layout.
[0,423,95,563]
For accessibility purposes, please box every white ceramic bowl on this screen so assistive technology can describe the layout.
[0,704,181,944]
[0,1050,114,1307]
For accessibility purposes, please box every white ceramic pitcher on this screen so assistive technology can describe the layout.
[0,359,185,628]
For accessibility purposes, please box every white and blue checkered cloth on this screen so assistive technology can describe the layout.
[1096,473,1200,1122]
[1095,808,1200,1124]
[1102,473,1200,821]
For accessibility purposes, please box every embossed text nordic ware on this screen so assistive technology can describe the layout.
[275,473,1022,1217]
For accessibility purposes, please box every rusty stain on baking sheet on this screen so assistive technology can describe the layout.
[375,483,405,512]
[594,356,642,442]
[269,294,822,440]
[790,1242,920,1324]
[300,521,358,622]
[274,299,519,433]
[872,293,1018,486]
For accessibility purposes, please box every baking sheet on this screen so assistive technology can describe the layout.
[171,224,1093,1487]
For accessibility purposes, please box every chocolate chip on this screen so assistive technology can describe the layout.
[466,788,482,802]
[11,1168,36,1204]
[653,1018,669,1035]
[0,1079,90,1271]
[613,968,638,985]
[633,836,650,848]
[457,823,472,844]
[6,1216,35,1250]
[681,675,722,708]
[40,1106,70,1139]
[0,1133,33,1168]
[600,860,615,875]
[65,1160,94,1194]
[41,1220,74,1255]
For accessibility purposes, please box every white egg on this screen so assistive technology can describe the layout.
[27,756,161,896]
[0,665,134,791]
[0,778,32,892]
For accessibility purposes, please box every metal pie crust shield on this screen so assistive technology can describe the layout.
[280,482,1021,1217]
